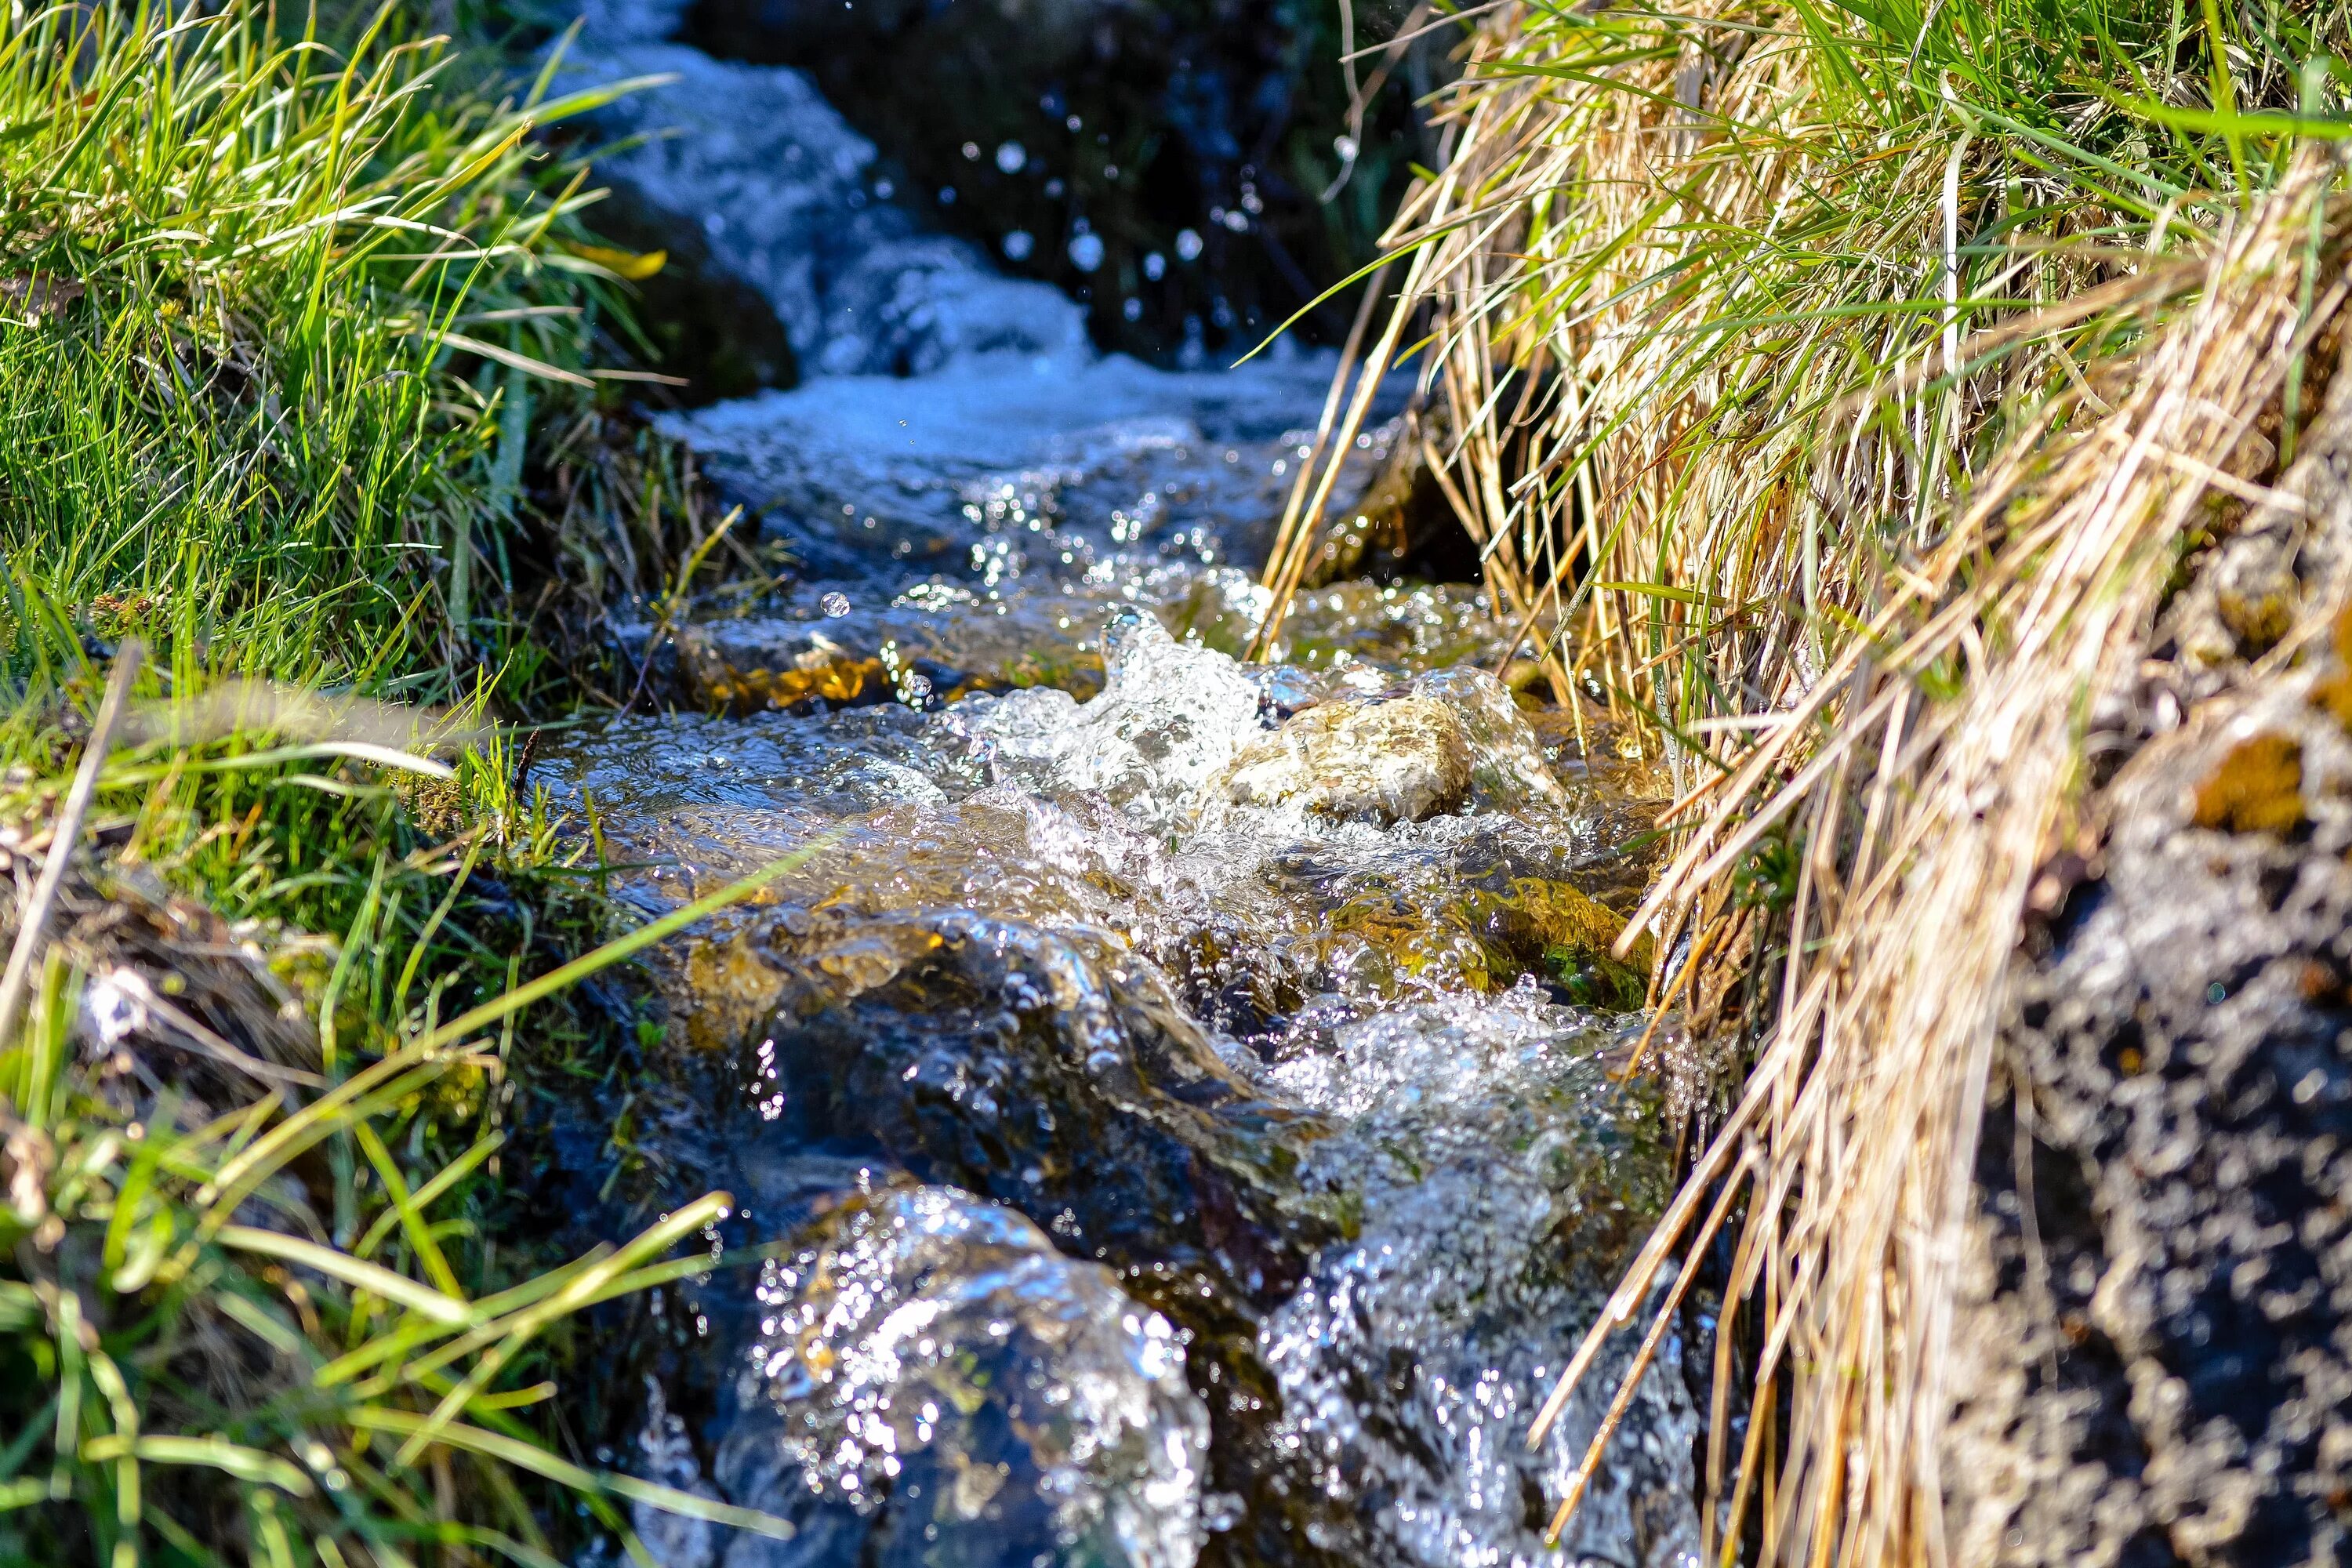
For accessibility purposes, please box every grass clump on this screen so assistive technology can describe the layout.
[0,0,672,691]
[1262,1,2352,1561]
[0,5,791,1564]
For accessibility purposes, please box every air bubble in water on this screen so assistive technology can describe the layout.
[822,592,852,618]
[1003,230,1036,262]
[1174,229,1203,262]
[1068,232,1105,272]
[996,140,1027,174]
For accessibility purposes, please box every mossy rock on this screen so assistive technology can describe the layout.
[1461,877,1652,1009]
[1295,869,1650,1005]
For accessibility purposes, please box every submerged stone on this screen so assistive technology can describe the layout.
[742,909,1334,1295]
[713,1185,1211,1568]
[1218,696,1473,826]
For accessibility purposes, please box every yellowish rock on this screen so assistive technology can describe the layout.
[1218,697,1473,825]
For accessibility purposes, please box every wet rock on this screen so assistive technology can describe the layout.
[586,180,798,405]
[730,906,1363,1563]
[711,1185,1212,1568]
[546,2,1415,594]
[1218,697,1472,825]
[719,902,1687,1565]
[659,348,1368,586]
[1412,666,1577,813]
[1461,876,1650,1008]
[1204,669,1568,829]
[536,707,1685,1565]
[681,0,1436,363]
[742,909,1331,1294]
[552,0,1090,379]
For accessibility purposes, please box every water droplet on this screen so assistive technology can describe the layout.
[1334,134,1359,162]
[1002,230,1035,262]
[961,141,981,160]
[1068,232,1105,272]
[822,592,852,618]
[1174,228,1203,262]
[995,140,1026,174]
[1143,251,1166,281]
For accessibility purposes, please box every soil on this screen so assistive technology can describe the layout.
[1941,363,2352,1566]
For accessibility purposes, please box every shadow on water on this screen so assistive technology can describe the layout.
[677,0,1445,364]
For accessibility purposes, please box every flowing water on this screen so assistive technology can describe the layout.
[544,7,1702,1564]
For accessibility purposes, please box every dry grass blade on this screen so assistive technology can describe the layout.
[0,643,143,1045]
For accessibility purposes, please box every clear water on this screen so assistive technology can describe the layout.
[543,5,1700,1563]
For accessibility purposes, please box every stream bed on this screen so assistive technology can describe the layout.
[539,5,1702,1563]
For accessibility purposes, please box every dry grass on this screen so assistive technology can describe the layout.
[1554,166,2336,1566]
[1261,0,2352,1559]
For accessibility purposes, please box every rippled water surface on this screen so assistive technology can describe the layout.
[543,3,1700,1562]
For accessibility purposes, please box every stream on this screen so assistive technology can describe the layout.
[539,5,1703,1564]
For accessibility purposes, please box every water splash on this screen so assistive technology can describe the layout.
[718,1185,1211,1567]
[960,614,1263,831]
[1261,982,1700,1568]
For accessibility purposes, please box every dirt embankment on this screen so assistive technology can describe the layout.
[1945,357,2352,1567]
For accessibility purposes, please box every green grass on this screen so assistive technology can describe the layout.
[0,0,677,694]
[0,5,789,1564]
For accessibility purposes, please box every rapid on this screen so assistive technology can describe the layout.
[538,5,1704,1563]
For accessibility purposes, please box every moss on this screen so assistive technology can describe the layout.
[2192,732,2306,836]
[1469,878,1652,1009]
[702,652,888,711]
[2309,600,2352,729]
[2218,587,2296,655]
